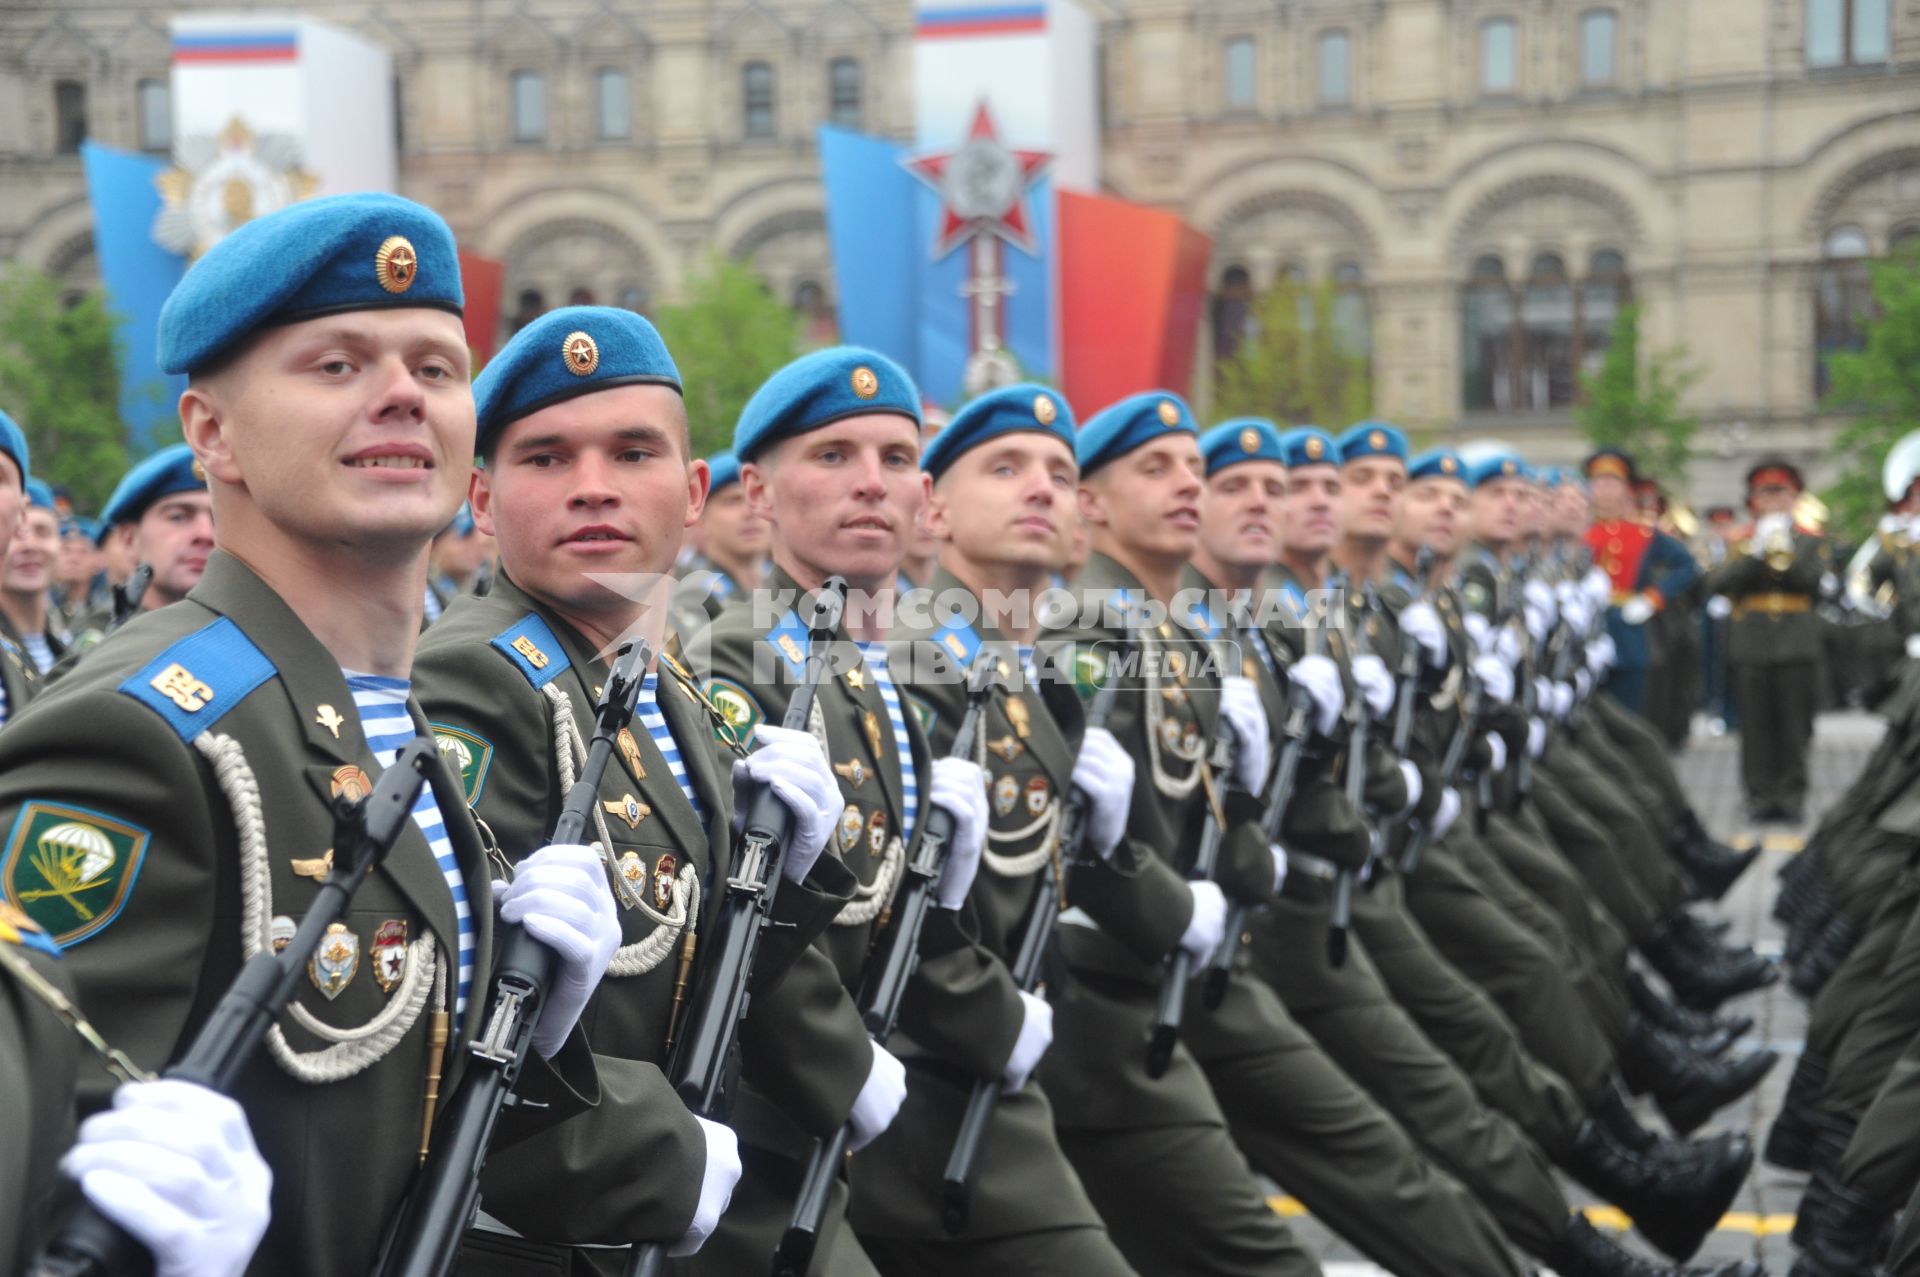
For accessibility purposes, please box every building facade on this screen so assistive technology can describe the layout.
[2,0,1917,495]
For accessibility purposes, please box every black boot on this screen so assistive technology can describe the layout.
[1789,1173,1887,1276]
[1674,816,1761,900]
[1594,1086,1754,1175]
[1764,1053,1829,1171]
[1566,1117,1751,1261]
[1642,922,1779,1011]
[1621,1015,1779,1136]
[1790,915,1861,998]
[1551,1214,1764,1277]
[1628,970,1751,1057]
[1670,913,1766,967]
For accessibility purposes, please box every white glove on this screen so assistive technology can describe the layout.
[1463,612,1493,652]
[1554,585,1591,633]
[1527,718,1548,758]
[1484,732,1508,776]
[848,1041,908,1151]
[1270,844,1289,894]
[1905,634,1920,660]
[1431,788,1462,841]
[1574,668,1593,700]
[1218,676,1271,792]
[1706,595,1733,620]
[1072,727,1134,860]
[1821,571,1839,597]
[1396,760,1424,816]
[497,844,623,1058]
[1001,990,1054,1093]
[1753,513,1792,550]
[1289,654,1345,736]
[1488,626,1522,668]
[1619,594,1655,626]
[734,724,839,886]
[1589,634,1617,671]
[667,1117,743,1256]
[929,757,989,909]
[1523,603,1552,646]
[1351,654,1394,721]
[62,1080,272,1277]
[1551,681,1574,721]
[1471,654,1514,706]
[1179,880,1228,965]
[1880,514,1905,536]
[1523,579,1556,628]
[1532,677,1554,710]
[1583,567,1612,608]
[1399,602,1448,670]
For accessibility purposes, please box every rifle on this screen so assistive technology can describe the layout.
[1328,577,1376,969]
[378,639,651,1277]
[1389,549,1438,763]
[1399,670,1482,876]
[1145,632,1238,1080]
[772,658,1001,1277]
[939,652,1121,1235]
[623,579,847,1277]
[31,739,434,1277]
[104,563,153,637]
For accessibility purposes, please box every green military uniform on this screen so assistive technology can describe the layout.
[669,552,745,654]
[0,914,77,1272]
[0,552,596,1276]
[1714,524,1827,817]
[850,567,1135,1275]
[0,628,41,725]
[413,573,855,1271]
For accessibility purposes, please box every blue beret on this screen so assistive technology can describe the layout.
[0,409,29,490]
[1277,427,1338,470]
[1408,448,1466,483]
[472,305,681,455]
[707,451,742,493]
[1336,421,1409,465]
[1199,419,1284,477]
[734,347,920,463]
[1076,391,1197,478]
[158,192,462,376]
[100,444,205,527]
[65,517,102,542]
[923,384,1075,481]
[24,479,54,511]
[1466,451,1528,489]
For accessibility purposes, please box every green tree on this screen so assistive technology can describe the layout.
[651,253,805,457]
[1821,245,1920,543]
[1212,277,1371,428]
[0,268,133,511]
[1574,304,1700,490]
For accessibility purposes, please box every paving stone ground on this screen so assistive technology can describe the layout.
[1265,709,1885,1274]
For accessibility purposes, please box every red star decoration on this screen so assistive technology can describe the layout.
[903,100,1051,258]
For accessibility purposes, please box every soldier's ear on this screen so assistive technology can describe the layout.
[179,385,240,488]
[1078,480,1109,529]
[469,468,497,537]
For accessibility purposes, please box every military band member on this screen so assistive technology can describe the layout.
[0,192,623,1277]
[413,306,860,1270]
[1583,450,1699,716]
[1,480,68,674]
[59,443,213,666]
[693,347,990,1276]
[852,382,1138,1276]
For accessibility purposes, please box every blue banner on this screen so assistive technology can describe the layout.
[82,142,187,455]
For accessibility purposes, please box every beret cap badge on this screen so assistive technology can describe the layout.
[1239,427,1260,454]
[851,366,879,399]
[1305,436,1325,459]
[1368,429,1386,450]
[1156,399,1180,427]
[373,235,418,294]
[1441,456,1457,473]
[1033,395,1056,425]
[561,331,601,377]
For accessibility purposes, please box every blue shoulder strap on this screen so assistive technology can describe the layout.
[490,613,570,689]
[118,616,276,740]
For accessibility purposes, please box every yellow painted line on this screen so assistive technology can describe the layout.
[1763,833,1807,853]
[1269,1198,1796,1236]
[1729,834,1757,851]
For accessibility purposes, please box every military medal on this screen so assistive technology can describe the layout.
[844,666,866,690]
[986,734,1023,762]
[993,774,1019,817]
[1005,696,1031,739]
[652,854,677,911]
[867,809,888,854]
[616,729,646,779]
[330,765,373,803]
[269,914,297,954]
[1160,718,1182,751]
[309,923,359,1000]
[863,710,884,759]
[838,805,862,853]
[603,793,651,830]
[1025,776,1051,815]
[372,919,408,993]
[314,704,345,739]
[834,758,868,788]
[617,850,648,905]
[290,850,334,881]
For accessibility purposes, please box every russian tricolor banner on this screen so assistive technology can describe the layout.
[916,4,1048,39]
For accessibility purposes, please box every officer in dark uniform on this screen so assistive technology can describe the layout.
[413,306,857,1271]
[0,192,622,1277]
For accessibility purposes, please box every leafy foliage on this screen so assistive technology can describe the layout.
[1211,277,1371,429]
[1574,304,1699,490]
[651,253,805,458]
[1821,246,1920,542]
[0,268,134,511]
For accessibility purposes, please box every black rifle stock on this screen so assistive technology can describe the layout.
[104,563,154,638]
[378,639,652,1277]
[30,739,433,1277]
[623,580,847,1277]
[1329,577,1376,969]
[772,659,1000,1277]
[939,659,1122,1234]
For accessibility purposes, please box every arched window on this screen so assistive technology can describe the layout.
[1462,250,1630,412]
[1317,31,1351,106]
[1333,260,1370,357]
[54,80,87,154]
[595,68,630,140]
[1816,225,1876,395]
[510,70,546,143]
[137,78,171,153]
[828,58,861,129]
[1480,18,1517,95]
[1579,9,1617,86]
[1212,264,1254,361]
[742,61,776,138]
[1224,36,1256,110]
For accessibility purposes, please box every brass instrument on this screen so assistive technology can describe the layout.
[1763,518,1795,572]
[1845,536,1894,619]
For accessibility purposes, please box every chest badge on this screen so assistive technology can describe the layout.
[834,758,868,789]
[372,919,408,993]
[653,854,677,911]
[314,703,345,739]
[1005,695,1031,739]
[616,729,646,779]
[837,804,863,853]
[616,850,648,906]
[844,666,866,691]
[993,774,1019,817]
[863,710,885,760]
[1025,777,1051,815]
[329,765,373,803]
[603,794,651,831]
[290,850,334,882]
[867,809,889,853]
[986,734,1023,762]
[309,923,359,1000]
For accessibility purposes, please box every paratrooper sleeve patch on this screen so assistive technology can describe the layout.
[429,724,494,806]
[2,802,151,947]
[703,677,764,747]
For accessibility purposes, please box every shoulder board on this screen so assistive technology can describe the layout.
[930,617,982,668]
[118,616,276,740]
[765,609,810,679]
[490,613,569,689]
